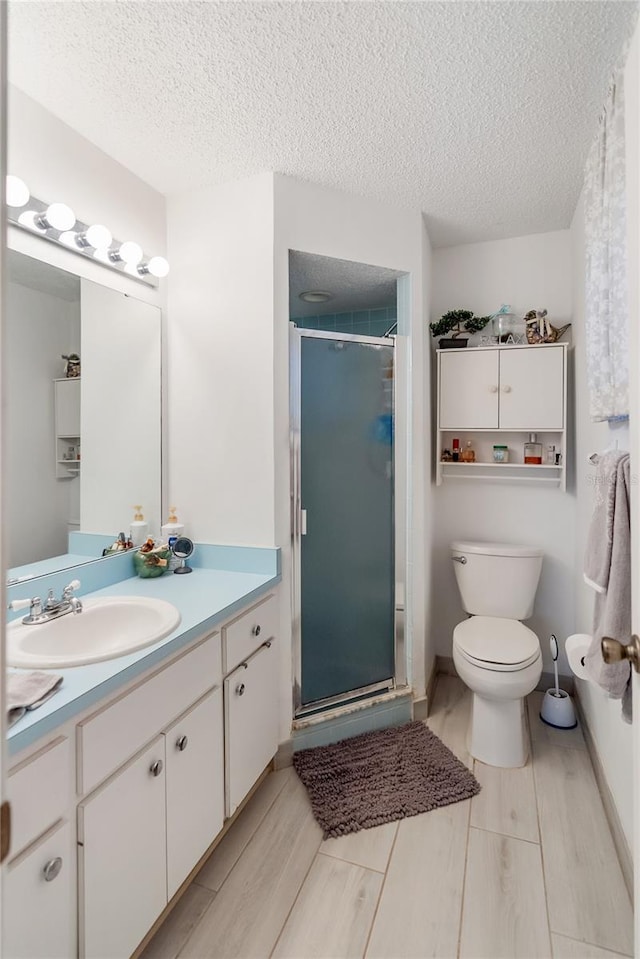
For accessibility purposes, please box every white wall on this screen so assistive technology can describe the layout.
[168,173,431,740]
[5,281,80,566]
[431,231,575,676]
[569,22,639,853]
[8,87,166,308]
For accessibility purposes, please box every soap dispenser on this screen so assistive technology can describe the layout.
[130,505,149,547]
[161,506,185,541]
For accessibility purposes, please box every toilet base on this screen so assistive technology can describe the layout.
[469,694,528,768]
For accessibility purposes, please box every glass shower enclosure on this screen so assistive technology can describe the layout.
[290,327,398,715]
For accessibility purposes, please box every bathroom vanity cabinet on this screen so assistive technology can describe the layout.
[4,590,279,959]
[436,342,568,488]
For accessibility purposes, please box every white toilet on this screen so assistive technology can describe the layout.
[450,540,543,768]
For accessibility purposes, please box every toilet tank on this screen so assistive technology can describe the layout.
[450,541,543,620]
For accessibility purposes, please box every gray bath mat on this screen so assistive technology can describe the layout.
[293,720,480,839]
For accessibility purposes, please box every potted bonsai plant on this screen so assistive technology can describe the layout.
[430,309,491,348]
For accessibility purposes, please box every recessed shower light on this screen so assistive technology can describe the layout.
[299,291,332,303]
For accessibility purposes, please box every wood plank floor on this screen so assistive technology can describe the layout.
[141,676,633,959]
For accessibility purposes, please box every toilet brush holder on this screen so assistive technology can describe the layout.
[540,688,577,729]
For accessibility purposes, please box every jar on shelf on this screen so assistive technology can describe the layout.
[492,444,509,463]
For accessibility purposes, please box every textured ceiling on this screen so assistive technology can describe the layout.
[7,1,638,246]
[289,252,400,316]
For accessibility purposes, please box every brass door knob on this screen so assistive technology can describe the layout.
[601,635,640,673]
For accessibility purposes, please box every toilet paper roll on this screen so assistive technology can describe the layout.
[565,633,592,681]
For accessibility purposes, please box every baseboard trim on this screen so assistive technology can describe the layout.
[573,691,633,899]
[436,654,456,676]
[274,739,293,769]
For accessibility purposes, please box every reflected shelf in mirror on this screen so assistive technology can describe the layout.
[6,248,162,579]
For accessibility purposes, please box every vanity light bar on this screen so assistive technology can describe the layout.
[5,176,169,287]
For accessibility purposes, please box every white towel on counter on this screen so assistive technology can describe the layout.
[584,451,632,721]
[7,671,63,727]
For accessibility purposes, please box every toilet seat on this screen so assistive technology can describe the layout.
[453,616,540,672]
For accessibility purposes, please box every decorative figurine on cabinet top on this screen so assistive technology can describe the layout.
[524,309,571,345]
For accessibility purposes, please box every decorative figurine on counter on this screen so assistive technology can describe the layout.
[524,309,571,344]
[61,353,80,377]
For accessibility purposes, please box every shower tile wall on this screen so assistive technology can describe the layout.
[292,307,396,337]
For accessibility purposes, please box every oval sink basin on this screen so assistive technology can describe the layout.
[7,597,181,669]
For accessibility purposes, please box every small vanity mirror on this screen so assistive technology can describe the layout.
[172,538,194,575]
[6,250,162,580]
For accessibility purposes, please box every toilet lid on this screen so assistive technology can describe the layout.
[453,616,540,669]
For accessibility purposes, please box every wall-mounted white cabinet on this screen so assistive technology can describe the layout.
[54,378,81,478]
[436,343,568,488]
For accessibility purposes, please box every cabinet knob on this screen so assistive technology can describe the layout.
[176,735,188,752]
[43,857,63,882]
[252,624,261,637]
[502,385,512,393]
[236,683,246,696]
[150,759,164,777]
[489,385,498,393]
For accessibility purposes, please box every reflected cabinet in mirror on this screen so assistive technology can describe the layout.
[6,250,161,580]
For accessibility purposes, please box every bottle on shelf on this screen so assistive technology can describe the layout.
[452,438,460,462]
[524,433,543,464]
[460,441,476,463]
[130,505,149,547]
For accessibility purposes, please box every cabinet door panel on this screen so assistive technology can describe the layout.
[55,378,81,436]
[165,687,224,898]
[499,347,564,429]
[439,350,499,429]
[78,738,167,959]
[4,821,74,959]
[224,640,279,818]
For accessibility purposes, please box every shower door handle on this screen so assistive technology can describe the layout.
[300,510,307,535]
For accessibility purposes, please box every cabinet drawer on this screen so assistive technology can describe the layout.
[4,820,74,959]
[8,737,71,857]
[223,594,278,674]
[78,633,221,795]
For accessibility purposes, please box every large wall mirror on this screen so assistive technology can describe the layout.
[6,249,162,580]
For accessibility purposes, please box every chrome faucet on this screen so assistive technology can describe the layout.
[8,579,83,625]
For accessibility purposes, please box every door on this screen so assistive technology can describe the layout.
[224,640,279,817]
[3,821,74,959]
[294,331,395,709]
[165,687,224,898]
[78,738,167,959]
[439,349,499,429]
[499,346,564,430]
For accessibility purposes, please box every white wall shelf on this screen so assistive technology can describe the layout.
[436,343,568,490]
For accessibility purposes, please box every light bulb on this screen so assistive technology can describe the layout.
[148,256,170,278]
[59,231,79,248]
[18,210,47,233]
[6,175,30,207]
[118,241,143,266]
[44,202,76,231]
[85,223,112,250]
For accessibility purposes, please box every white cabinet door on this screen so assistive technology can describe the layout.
[439,349,499,429]
[499,346,564,429]
[164,687,225,898]
[55,378,81,436]
[224,640,279,818]
[4,821,74,959]
[78,738,167,959]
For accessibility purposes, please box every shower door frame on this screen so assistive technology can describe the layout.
[290,324,407,718]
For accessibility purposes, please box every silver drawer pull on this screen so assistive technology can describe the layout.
[150,759,163,777]
[263,640,272,649]
[43,857,62,882]
[176,735,188,752]
[252,624,261,637]
[236,683,245,696]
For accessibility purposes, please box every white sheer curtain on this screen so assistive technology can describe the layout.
[584,58,629,422]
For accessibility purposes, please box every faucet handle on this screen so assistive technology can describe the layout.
[7,598,33,611]
[62,579,81,597]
